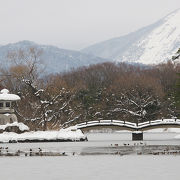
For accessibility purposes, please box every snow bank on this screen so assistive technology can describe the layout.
[0,122,29,131]
[0,126,86,143]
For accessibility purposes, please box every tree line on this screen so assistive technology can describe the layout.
[0,47,180,130]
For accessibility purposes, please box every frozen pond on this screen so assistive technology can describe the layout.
[0,132,180,180]
[1,155,180,180]
[1,132,180,154]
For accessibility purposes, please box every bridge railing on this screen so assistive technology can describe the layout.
[112,120,124,124]
[150,120,162,124]
[76,119,137,128]
[87,120,100,124]
[77,122,87,126]
[100,120,112,123]
[124,121,136,126]
[76,118,180,129]
[138,121,150,126]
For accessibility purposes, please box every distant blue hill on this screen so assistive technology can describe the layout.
[0,41,111,74]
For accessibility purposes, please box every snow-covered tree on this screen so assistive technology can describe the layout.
[172,48,180,62]
[175,73,180,118]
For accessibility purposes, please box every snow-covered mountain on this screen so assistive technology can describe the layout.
[82,9,180,64]
[0,41,109,74]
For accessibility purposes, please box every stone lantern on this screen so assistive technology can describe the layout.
[0,89,20,125]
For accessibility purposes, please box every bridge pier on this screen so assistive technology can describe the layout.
[132,131,143,141]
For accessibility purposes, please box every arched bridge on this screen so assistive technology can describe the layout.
[75,119,180,132]
[75,119,180,140]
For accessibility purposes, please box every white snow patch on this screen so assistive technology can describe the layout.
[0,89,20,101]
[0,126,85,143]
[0,122,29,131]
[137,10,180,64]
[4,113,11,116]
[84,9,180,65]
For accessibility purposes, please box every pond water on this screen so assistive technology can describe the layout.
[0,132,180,180]
[1,132,180,154]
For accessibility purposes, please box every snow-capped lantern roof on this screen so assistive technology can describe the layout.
[0,89,20,101]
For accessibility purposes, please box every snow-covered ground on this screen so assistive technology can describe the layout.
[0,127,86,143]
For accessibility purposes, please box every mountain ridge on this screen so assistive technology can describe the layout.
[82,9,180,64]
[0,40,110,74]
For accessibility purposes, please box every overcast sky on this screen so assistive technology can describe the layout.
[0,0,180,50]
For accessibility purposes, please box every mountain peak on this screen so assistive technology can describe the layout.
[164,8,180,21]
[82,9,180,64]
[6,40,37,47]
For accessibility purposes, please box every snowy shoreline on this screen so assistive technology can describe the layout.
[0,128,87,143]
